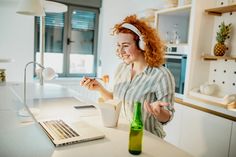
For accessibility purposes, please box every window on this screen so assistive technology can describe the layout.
[35,5,99,77]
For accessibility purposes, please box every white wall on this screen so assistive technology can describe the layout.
[0,0,35,82]
[0,0,167,83]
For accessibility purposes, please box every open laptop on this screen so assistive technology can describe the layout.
[39,119,105,147]
[25,97,105,147]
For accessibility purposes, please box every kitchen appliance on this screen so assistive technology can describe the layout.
[165,44,188,55]
[164,54,187,94]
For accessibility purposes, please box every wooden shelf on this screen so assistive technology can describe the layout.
[155,4,191,16]
[205,4,236,16]
[201,55,236,61]
[175,97,236,121]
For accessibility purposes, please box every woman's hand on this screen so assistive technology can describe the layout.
[80,77,113,100]
[80,77,103,91]
[144,100,171,122]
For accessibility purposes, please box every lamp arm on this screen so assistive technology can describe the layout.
[24,61,45,70]
[24,61,45,108]
[21,61,56,118]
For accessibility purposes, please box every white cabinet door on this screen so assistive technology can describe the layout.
[229,121,236,157]
[164,103,183,147]
[179,106,232,157]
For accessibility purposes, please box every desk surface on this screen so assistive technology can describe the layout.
[0,83,193,157]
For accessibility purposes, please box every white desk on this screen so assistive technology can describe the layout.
[0,83,193,157]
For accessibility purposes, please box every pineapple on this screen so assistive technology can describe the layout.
[214,22,232,56]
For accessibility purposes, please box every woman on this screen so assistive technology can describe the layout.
[80,15,175,138]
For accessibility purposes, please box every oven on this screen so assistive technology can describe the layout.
[164,54,187,94]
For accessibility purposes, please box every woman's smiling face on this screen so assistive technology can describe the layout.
[116,33,142,64]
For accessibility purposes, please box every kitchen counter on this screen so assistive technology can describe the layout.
[174,93,236,121]
[0,82,193,157]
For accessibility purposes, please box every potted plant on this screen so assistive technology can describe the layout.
[214,22,232,56]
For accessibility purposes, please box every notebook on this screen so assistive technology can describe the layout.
[25,97,105,147]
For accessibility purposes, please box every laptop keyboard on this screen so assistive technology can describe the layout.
[42,120,79,140]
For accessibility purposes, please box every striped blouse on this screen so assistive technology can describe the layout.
[113,62,175,138]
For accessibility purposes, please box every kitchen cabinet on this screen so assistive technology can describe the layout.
[229,122,236,157]
[164,101,234,157]
[154,5,192,95]
[179,104,232,157]
[154,4,191,44]
[164,103,183,146]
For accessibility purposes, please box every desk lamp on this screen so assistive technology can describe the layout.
[16,0,67,85]
[18,61,57,117]
[16,0,66,116]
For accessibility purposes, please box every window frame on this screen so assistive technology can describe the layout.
[34,4,99,78]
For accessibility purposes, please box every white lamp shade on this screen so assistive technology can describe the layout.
[42,67,57,80]
[16,0,46,16]
[44,1,68,13]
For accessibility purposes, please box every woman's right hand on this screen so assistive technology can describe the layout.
[80,77,103,91]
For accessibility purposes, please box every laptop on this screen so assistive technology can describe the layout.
[39,119,105,147]
[25,97,105,147]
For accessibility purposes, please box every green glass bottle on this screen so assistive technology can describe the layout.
[128,101,143,155]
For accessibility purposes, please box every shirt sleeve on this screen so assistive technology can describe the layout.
[158,94,175,125]
[154,69,175,124]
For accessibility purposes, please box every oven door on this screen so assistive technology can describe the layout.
[164,54,187,94]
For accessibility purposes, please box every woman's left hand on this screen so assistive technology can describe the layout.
[144,100,169,118]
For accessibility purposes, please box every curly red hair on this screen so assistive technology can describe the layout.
[112,15,165,67]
